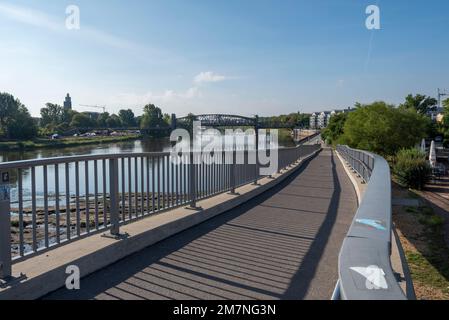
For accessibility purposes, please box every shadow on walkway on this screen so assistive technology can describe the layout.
[282,152,341,299]
[45,150,355,300]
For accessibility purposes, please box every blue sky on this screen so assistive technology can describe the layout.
[1,0,448,117]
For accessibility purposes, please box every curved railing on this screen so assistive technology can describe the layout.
[0,143,321,279]
[335,145,407,300]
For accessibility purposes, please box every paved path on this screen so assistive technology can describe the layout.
[45,149,357,300]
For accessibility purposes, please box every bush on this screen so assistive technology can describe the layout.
[393,148,431,190]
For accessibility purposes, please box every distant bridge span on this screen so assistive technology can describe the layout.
[175,113,298,129]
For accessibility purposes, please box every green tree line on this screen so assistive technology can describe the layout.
[322,94,449,157]
[260,112,310,128]
[0,92,172,139]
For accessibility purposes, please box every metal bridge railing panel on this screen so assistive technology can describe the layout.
[0,141,321,275]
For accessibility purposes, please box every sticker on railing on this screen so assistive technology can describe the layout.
[350,265,388,290]
[0,186,9,201]
[0,171,10,201]
[1,172,9,183]
[355,218,386,231]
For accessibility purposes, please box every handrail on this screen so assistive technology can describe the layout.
[296,132,321,146]
[335,145,407,300]
[0,132,322,170]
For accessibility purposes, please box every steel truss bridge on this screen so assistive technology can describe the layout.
[175,114,297,129]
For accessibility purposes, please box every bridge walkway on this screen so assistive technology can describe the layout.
[45,148,357,300]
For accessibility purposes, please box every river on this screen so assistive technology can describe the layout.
[1,135,294,210]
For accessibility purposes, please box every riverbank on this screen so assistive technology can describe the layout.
[0,135,142,151]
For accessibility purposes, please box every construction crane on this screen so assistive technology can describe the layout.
[79,104,107,113]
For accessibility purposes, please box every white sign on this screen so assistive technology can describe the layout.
[350,265,388,290]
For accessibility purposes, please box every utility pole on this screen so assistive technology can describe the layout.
[438,88,448,109]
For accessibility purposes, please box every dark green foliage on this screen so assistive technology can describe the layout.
[118,109,136,127]
[393,148,431,190]
[70,112,95,128]
[260,112,310,128]
[0,92,37,139]
[321,113,347,145]
[399,94,438,115]
[140,104,170,137]
[340,101,430,156]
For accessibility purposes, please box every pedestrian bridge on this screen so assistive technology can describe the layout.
[0,135,412,300]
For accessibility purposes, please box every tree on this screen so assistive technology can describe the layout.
[399,94,437,115]
[321,113,348,145]
[442,98,449,147]
[443,98,449,125]
[97,112,110,127]
[140,104,167,129]
[40,103,65,128]
[260,112,310,129]
[106,114,122,128]
[40,103,76,134]
[0,92,37,139]
[163,113,172,126]
[340,101,430,156]
[70,113,94,128]
[118,109,136,127]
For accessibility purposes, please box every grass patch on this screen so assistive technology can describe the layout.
[397,203,449,298]
[406,251,449,296]
[405,206,418,214]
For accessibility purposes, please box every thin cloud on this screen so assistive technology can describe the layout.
[194,71,228,84]
[0,2,61,31]
[0,2,159,54]
[111,87,202,107]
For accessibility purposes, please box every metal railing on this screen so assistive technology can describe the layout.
[335,145,407,300]
[0,143,321,279]
[337,145,374,183]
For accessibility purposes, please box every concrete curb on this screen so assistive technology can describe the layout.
[335,150,364,204]
[0,149,321,300]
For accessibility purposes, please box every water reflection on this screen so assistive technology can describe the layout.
[0,138,171,163]
[1,135,293,211]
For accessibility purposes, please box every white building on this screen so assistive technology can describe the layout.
[310,108,354,129]
[309,113,318,129]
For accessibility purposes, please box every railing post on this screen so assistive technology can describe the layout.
[0,170,12,280]
[229,150,237,194]
[189,151,197,209]
[253,116,259,185]
[109,158,120,236]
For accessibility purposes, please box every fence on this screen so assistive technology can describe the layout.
[0,142,321,279]
[335,145,407,300]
